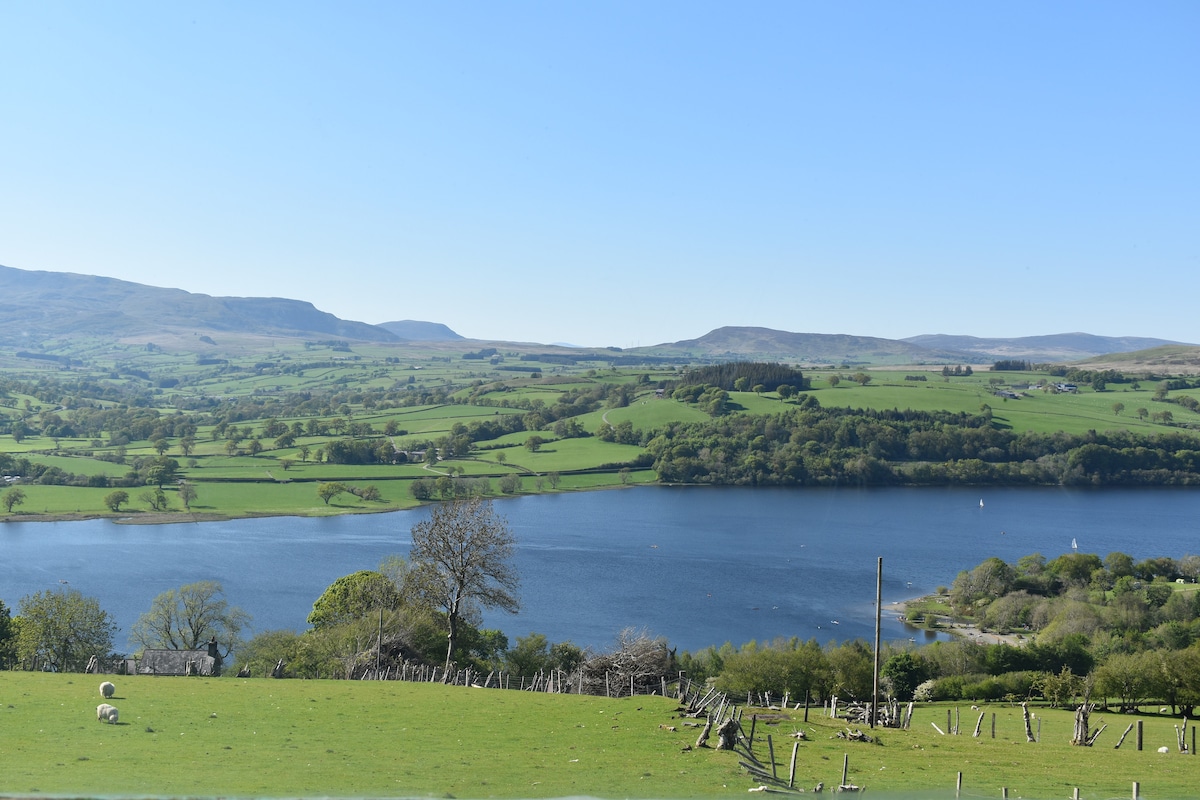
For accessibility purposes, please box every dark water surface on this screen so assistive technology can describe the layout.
[2,486,1197,654]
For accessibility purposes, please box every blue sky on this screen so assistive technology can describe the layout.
[2,2,1197,347]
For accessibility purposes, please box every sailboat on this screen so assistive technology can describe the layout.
[979,498,984,509]
[1072,537,1078,552]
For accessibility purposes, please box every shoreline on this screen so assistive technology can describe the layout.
[891,597,1025,647]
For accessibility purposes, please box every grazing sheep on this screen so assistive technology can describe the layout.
[96,703,119,724]
[99,681,115,699]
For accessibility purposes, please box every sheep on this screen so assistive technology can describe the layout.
[96,703,119,724]
[99,681,115,699]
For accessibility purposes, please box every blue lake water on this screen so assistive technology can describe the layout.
[2,486,1198,654]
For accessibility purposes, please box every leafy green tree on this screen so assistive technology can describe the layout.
[317,481,349,505]
[1094,650,1161,712]
[177,482,198,510]
[826,375,840,388]
[0,599,15,669]
[1112,402,1125,416]
[409,496,520,678]
[498,473,521,494]
[139,488,168,511]
[3,487,26,513]
[143,456,179,488]
[17,588,117,672]
[308,570,402,629]
[1104,551,1136,579]
[881,651,930,700]
[130,580,249,661]
[506,632,552,676]
[1136,407,1149,421]
[230,629,303,678]
[103,490,129,512]
[524,435,544,452]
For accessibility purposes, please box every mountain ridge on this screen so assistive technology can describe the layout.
[2,264,1194,365]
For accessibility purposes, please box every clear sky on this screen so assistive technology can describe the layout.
[2,2,1197,347]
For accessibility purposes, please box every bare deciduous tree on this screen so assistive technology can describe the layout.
[409,496,519,679]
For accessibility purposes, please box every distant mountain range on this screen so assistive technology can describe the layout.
[1,264,1194,366]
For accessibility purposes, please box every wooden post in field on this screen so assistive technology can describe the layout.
[749,715,757,749]
[871,556,882,729]
[1073,788,1080,800]
[1136,720,1143,751]
[991,712,996,738]
[804,689,810,723]
[841,753,849,788]
[955,771,962,797]
[1133,781,1140,799]
[948,709,953,735]
[1037,716,1041,742]
[788,741,799,788]
[767,735,777,781]
[1002,788,1008,800]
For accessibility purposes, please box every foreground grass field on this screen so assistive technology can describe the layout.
[3,672,1199,798]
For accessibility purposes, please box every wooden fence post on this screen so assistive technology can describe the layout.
[1136,720,1143,751]
[955,771,962,798]
[788,741,798,788]
[767,735,776,781]
[841,753,849,788]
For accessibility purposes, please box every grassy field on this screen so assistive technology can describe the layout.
[2,672,1199,799]
[4,336,1200,523]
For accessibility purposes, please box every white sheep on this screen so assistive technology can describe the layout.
[99,681,115,699]
[96,703,119,724]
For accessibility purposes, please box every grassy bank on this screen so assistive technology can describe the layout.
[3,672,1199,798]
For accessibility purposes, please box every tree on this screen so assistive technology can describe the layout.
[852,372,872,386]
[826,375,841,388]
[1136,407,1149,421]
[524,435,544,452]
[3,487,26,513]
[881,651,930,700]
[179,436,196,457]
[103,490,129,512]
[177,482,198,510]
[0,598,15,669]
[143,456,179,488]
[139,488,168,511]
[317,481,349,505]
[409,496,520,678]
[130,580,249,660]
[308,570,402,628]
[1112,402,1125,416]
[17,588,117,672]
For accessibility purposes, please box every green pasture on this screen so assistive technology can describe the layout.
[3,673,1200,799]
[804,372,1200,436]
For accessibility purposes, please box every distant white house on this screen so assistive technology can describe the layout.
[1053,383,1078,393]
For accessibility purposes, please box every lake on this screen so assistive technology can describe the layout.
[2,486,1198,655]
